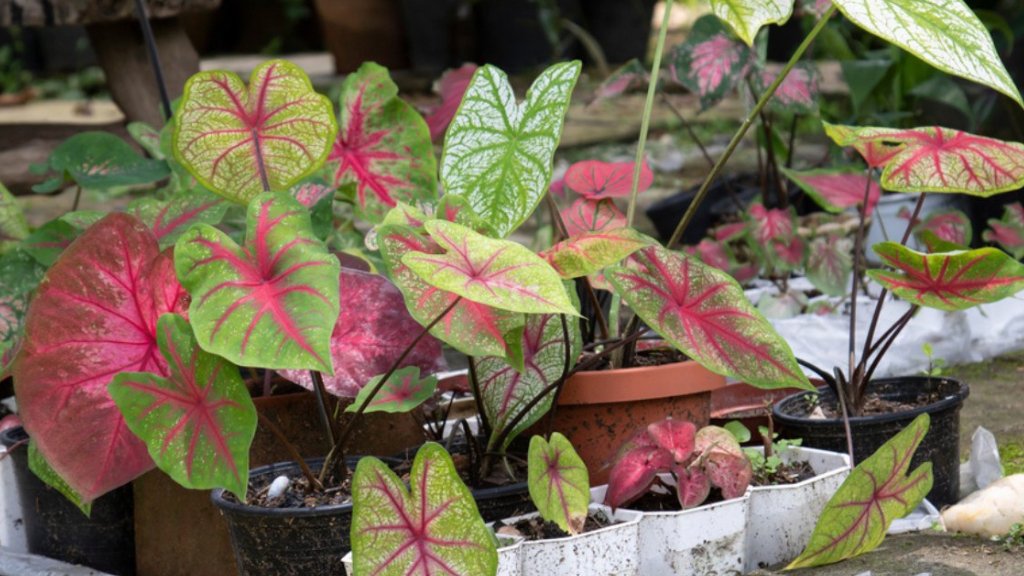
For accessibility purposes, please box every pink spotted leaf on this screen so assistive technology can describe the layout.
[781,167,881,216]
[425,64,478,142]
[670,14,753,111]
[755,62,820,114]
[563,160,654,199]
[345,366,438,414]
[290,179,335,208]
[528,433,590,535]
[541,227,652,278]
[561,198,627,237]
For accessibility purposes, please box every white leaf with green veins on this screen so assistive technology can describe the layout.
[709,0,794,46]
[440,62,581,238]
[832,0,1023,107]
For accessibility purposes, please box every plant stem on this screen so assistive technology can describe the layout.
[846,167,874,413]
[310,370,338,449]
[468,357,492,438]
[786,114,798,169]
[256,412,322,492]
[70,186,81,212]
[131,0,172,121]
[666,3,838,250]
[542,315,573,438]
[545,194,609,340]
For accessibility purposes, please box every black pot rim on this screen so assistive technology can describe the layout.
[211,457,353,519]
[772,376,969,427]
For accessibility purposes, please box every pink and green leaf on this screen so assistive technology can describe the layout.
[109,314,256,499]
[606,246,812,390]
[0,182,28,254]
[693,425,752,500]
[35,131,170,192]
[747,203,794,244]
[669,14,753,110]
[528,433,590,535]
[541,228,652,278]
[781,167,880,216]
[175,193,340,372]
[425,64,478,142]
[290,179,335,208]
[690,239,731,271]
[807,236,853,297]
[822,122,904,169]
[13,214,188,502]
[561,198,627,237]
[914,209,972,247]
[330,62,438,224]
[345,366,438,414]
[754,62,819,114]
[0,250,46,349]
[563,160,654,199]
[869,242,1024,311]
[128,187,228,249]
[173,59,338,204]
[983,202,1024,259]
[648,419,696,463]
[592,59,648,104]
[351,442,497,576]
[788,413,933,569]
[673,464,711,509]
[603,443,673,510]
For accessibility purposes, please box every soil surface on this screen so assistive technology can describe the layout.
[750,459,816,486]
[494,509,615,541]
[228,468,353,509]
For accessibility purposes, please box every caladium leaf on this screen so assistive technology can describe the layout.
[128,187,228,249]
[402,220,577,316]
[0,250,46,352]
[592,58,648,104]
[440,62,581,237]
[290,179,334,208]
[822,122,904,169]
[982,202,1024,259]
[607,246,812,390]
[377,224,524,359]
[757,291,808,320]
[476,309,581,452]
[773,236,805,271]
[781,167,880,216]
[127,121,165,160]
[351,442,497,576]
[648,419,696,463]
[563,160,654,199]
[436,194,498,237]
[109,314,256,499]
[603,443,673,510]
[345,366,438,414]
[14,213,187,502]
[425,64,478,142]
[670,14,753,111]
[709,0,794,46]
[0,181,28,254]
[34,131,170,192]
[788,413,933,569]
[693,425,752,499]
[175,193,340,372]
[754,62,819,114]
[673,464,711,509]
[330,62,437,224]
[541,228,652,279]
[914,209,972,247]
[278,268,446,397]
[528,433,590,535]
[748,203,794,245]
[807,236,853,297]
[868,242,1024,311]
[831,0,1023,107]
[29,442,91,516]
[561,198,627,238]
[173,59,338,204]
[690,239,731,271]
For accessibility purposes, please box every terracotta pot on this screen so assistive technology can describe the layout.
[550,361,725,485]
[313,0,408,73]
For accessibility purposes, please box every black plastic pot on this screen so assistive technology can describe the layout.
[773,377,969,508]
[473,481,534,523]
[0,426,136,575]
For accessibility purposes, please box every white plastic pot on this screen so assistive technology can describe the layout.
[0,444,26,552]
[744,446,851,572]
[865,193,963,261]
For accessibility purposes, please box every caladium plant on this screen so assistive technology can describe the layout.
[526,432,590,535]
[982,202,1024,259]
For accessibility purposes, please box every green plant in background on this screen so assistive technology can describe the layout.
[920,342,947,378]
[1000,522,1024,552]
[0,27,31,95]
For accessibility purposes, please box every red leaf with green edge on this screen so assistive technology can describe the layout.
[175,192,340,372]
[330,62,438,224]
[781,167,881,216]
[592,58,648,104]
[351,442,497,576]
[541,228,652,279]
[713,222,748,243]
[914,209,972,247]
[561,198,627,238]
[109,314,256,499]
[606,245,812,390]
[173,59,338,204]
[648,419,696,463]
[345,366,438,414]
[528,433,590,535]
[279,268,446,397]
[788,413,933,569]
[755,62,820,114]
[377,223,524,359]
[476,309,581,452]
[773,236,805,269]
[425,64,478,142]
[673,464,711,509]
[563,160,654,200]
[402,220,577,316]
[128,188,228,250]
[748,203,794,244]
[28,441,92,516]
[868,242,1024,311]
[669,14,753,111]
[0,181,28,253]
[604,443,673,510]
[807,236,853,297]
[694,425,751,499]
[13,213,187,502]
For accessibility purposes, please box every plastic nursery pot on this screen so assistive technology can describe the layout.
[0,426,136,576]
[773,376,969,508]
[508,504,642,576]
[551,360,725,485]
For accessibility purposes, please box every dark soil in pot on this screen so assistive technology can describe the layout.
[772,376,969,507]
[0,426,136,576]
[494,508,617,540]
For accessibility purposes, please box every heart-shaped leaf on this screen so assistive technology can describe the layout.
[673,464,712,509]
[110,314,256,499]
[693,425,752,499]
[648,419,697,463]
[173,59,338,204]
[345,366,438,414]
[14,213,187,502]
[914,209,972,247]
[563,160,654,199]
[822,122,904,169]
[34,131,170,192]
[709,0,794,46]
[788,413,933,569]
[128,187,228,249]
[748,203,794,244]
[807,236,853,297]
[440,62,581,237]
[175,193,340,372]
[330,62,437,224]
[561,198,627,238]
[607,246,812,390]
[528,433,590,535]
[476,310,580,452]
[541,228,652,279]
[0,182,28,253]
[868,242,1024,311]
[278,268,446,397]
[831,0,1023,107]
[604,443,673,510]
[754,62,819,114]
[351,442,497,576]
[127,121,165,160]
[402,220,577,316]
[983,202,1024,259]
[781,167,880,216]
[425,64,478,142]
[669,14,752,111]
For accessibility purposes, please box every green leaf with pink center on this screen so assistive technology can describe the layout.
[110,314,256,499]
[914,210,972,247]
[607,246,811,390]
[175,193,340,372]
[709,0,794,46]
[822,122,904,169]
[868,242,1024,312]
[669,14,752,111]
[351,442,497,576]
[173,59,337,204]
[346,366,438,414]
[528,433,590,535]
[541,228,653,279]
[330,62,437,224]
[128,187,228,249]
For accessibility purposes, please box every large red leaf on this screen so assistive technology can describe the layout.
[869,242,1024,311]
[781,167,880,216]
[670,14,753,111]
[563,160,654,199]
[606,246,811,390]
[425,64,478,142]
[528,433,590,535]
[278,268,446,397]
[13,213,187,502]
[561,198,627,238]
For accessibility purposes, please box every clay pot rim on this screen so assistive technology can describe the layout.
[559,359,725,405]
